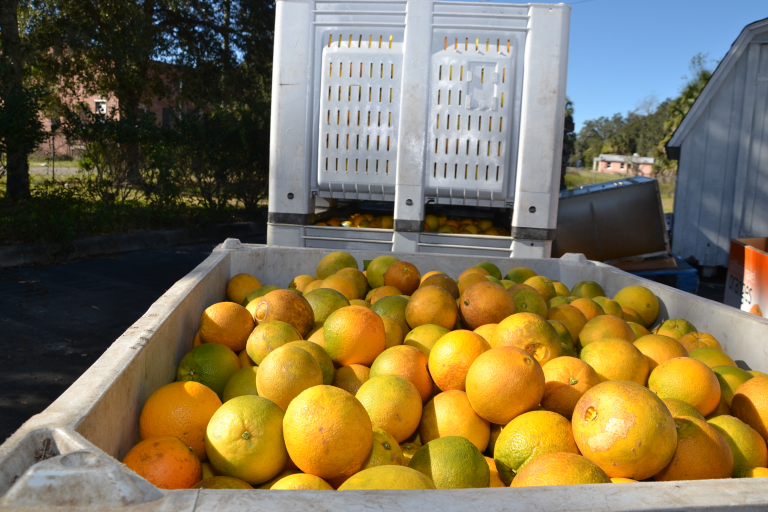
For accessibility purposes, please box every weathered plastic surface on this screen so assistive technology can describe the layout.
[3,241,768,511]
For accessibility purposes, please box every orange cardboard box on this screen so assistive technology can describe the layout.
[724,238,768,317]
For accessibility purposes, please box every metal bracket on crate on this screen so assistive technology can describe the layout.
[511,226,556,240]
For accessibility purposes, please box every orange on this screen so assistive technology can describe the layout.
[653,416,733,481]
[511,452,610,487]
[648,357,721,416]
[199,302,255,352]
[551,280,570,297]
[253,290,314,337]
[656,318,697,340]
[366,255,400,288]
[384,262,421,296]
[369,286,403,304]
[359,429,404,470]
[193,331,202,347]
[123,436,201,489]
[491,312,562,366]
[549,319,575,350]
[371,295,409,335]
[707,398,732,419]
[139,381,222,461]
[613,285,659,328]
[547,304,587,343]
[226,273,262,305]
[407,436,489,489]
[316,251,358,280]
[419,390,490,451]
[459,267,490,280]
[713,365,753,406]
[523,276,557,302]
[320,274,359,301]
[541,356,601,418]
[404,324,450,356]
[381,316,404,349]
[485,457,506,487]
[256,345,323,411]
[593,296,623,317]
[622,307,644,325]
[508,283,537,294]
[734,466,768,478]
[271,473,334,490]
[569,297,605,321]
[204,395,287,484]
[570,281,606,299]
[465,346,545,425]
[424,215,440,232]
[400,442,421,466]
[731,376,768,441]
[572,380,677,480]
[458,273,488,296]
[548,296,571,308]
[405,285,458,331]
[473,323,497,342]
[493,410,579,485]
[487,423,503,456]
[627,321,650,339]
[509,288,548,318]
[476,262,503,280]
[662,397,705,420]
[428,330,490,392]
[284,340,334,384]
[238,349,255,368]
[690,346,736,368]
[369,345,434,402]
[708,415,768,472]
[302,280,324,294]
[288,274,316,292]
[420,273,460,299]
[505,267,537,284]
[222,366,259,403]
[420,270,445,283]
[459,281,516,330]
[243,285,281,308]
[580,338,649,385]
[751,371,768,378]
[246,320,302,365]
[324,305,386,366]
[283,385,373,480]
[578,315,636,349]
[303,288,350,331]
[356,375,422,442]
[349,299,371,308]
[678,332,723,353]
[177,342,241,399]
[336,267,369,299]
[633,334,688,371]
[192,476,253,489]
[338,465,436,490]
[332,364,370,395]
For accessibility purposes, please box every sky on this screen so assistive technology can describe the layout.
[550,0,767,131]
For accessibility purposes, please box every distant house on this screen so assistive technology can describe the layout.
[592,154,654,176]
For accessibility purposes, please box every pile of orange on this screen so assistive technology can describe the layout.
[124,251,768,491]
[314,212,510,237]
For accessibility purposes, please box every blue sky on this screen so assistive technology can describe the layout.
[556,0,767,131]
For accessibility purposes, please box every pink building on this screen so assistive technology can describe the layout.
[592,154,654,177]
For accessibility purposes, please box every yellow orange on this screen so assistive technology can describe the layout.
[633,334,688,371]
[222,366,259,403]
[547,304,587,343]
[359,429,404,470]
[627,321,650,339]
[123,436,201,490]
[523,276,557,302]
[570,281,606,299]
[569,297,605,321]
[505,267,537,284]
[653,416,733,481]
[689,346,736,368]
[593,296,623,317]
[491,312,562,366]
[511,452,610,487]
[708,414,768,472]
[485,457,505,487]
[404,324,451,356]
[662,397,705,420]
[384,262,421,296]
[613,286,659,328]
[459,281,516,330]
[356,375,422,443]
[419,390,490,451]
[369,345,434,402]
[288,275,316,292]
[541,356,601,418]
[193,476,253,489]
[578,315,636,349]
[253,290,314,337]
[734,466,768,478]
[677,332,723,353]
[580,338,649,385]
[473,323,497,342]
[656,318,697,340]
[381,316,404,349]
[226,273,262,305]
[320,274,359,300]
[324,305,386,366]
[458,273,488,296]
[648,357,721,416]
[338,465,436,490]
[271,473,334,490]
[459,267,490,280]
[731,376,768,442]
[369,286,403,304]
[246,320,302,365]
[622,307,644,325]
[315,251,358,280]
[428,330,490,391]
[332,364,370,395]
[405,285,458,331]
[420,273,460,299]
[199,302,255,352]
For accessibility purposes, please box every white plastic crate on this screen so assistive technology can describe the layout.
[268,0,570,258]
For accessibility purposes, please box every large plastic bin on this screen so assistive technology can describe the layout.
[2,242,768,511]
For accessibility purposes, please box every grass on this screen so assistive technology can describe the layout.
[565,169,676,214]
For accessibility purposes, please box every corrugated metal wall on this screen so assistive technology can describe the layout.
[672,36,768,267]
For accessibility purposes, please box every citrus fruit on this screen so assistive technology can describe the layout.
[405,285,458,331]
[505,267,537,284]
[420,273,460,299]
[400,442,421,466]
[465,346,545,425]
[283,385,373,480]
[123,435,201,490]
[541,356,601,418]
[245,320,302,365]
[612,478,640,484]
[205,395,287,484]
[192,476,253,489]
[303,288,350,329]
[424,215,440,231]
[253,290,314,337]
[657,318,698,340]
[338,465,436,490]
[547,304,587,343]
[227,273,262,305]
[633,334,688,371]
[199,302,254,352]
[653,416,733,481]
[408,436,490,489]
[510,452,611,487]
[578,315,636,348]
[493,410,579,485]
[473,323,497,342]
[548,320,575,349]
[324,305,386,366]
[332,364,370,395]
[139,381,221,461]
[509,288,548,318]
[627,321,650,339]
[428,330,490,391]
[734,466,768,478]
[381,316,404,349]
[523,276,556,302]
[367,255,400,288]
[193,332,202,347]
[689,346,737,368]
[707,398,732,419]
[201,461,217,479]
[570,281,606,299]
[459,267,490,280]
[336,267,369,299]
[360,429,404,469]
[751,371,768,378]
[677,332,723,353]
[316,251,358,280]
[303,280,323,294]
[572,380,677,480]
[547,296,571,308]
[222,366,259,402]
[370,295,409,334]
[551,280,570,297]
[593,296,623,317]
[712,365,753,410]
[458,273,487,296]
[369,285,402,304]
[356,374,422,442]
[285,339,335,385]
[271,473,334,490]
[369,345,433,402]
[238,349,255,368]
[569,298,605,321]
[384,261,421,296]
[177,342,241,399]
[419,390,490,451]
[459,281,516,330]
[349,299,371,308]
[662,397,705,420]
[708,415,768,472]
[648,357,721,416]
[485,457,506,487]
[475,262,502,280]
[613,286,659,328]
[509,283,537,294]
[622,307,644,325]
[491,312,562,365]
[288,275,315,293]
[256,345,323,411]
[243,286,281,308]
[731,376,768,441]
[421,270,445,283]
[403,324,450,356]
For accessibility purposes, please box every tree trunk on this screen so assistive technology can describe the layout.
[0,0,31,199]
